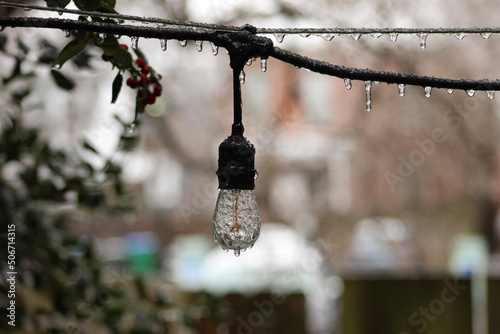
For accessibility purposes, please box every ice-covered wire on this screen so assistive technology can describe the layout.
[1,15,500,91]
[3,2,500,36]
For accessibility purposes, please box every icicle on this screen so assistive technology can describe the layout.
[466,89,475,97]
[274,34,285,43]
[300,33,311,38]
[418,34,428,49]
[130,36,139,49]
[446,88,454,94]
[453,33,467,40]
[370,33,382,39]
[260,58,267,72]
[179,40,187,47]
[365,81,372,112]
[210,42,219,56]
[239,70,246,84]
[321,33,338,41]
[246,58,253,66]
[234,249,240,257]
[389,33,398,42]
[344,78,352,90]
[160,39,167,51]
[374,81,381,85]
[398,84,405,97]
[481,33,492,39]
[424,86,432,98]
[195,40,203,52]
[63,29,71,38]
[486,91,495,100]
[350,33,361,41]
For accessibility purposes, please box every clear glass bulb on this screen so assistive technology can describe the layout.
[212,189,260,256]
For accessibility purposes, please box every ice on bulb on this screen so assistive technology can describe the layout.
[213,189,260,256]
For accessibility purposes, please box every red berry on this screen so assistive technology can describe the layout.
[120,44,128,50]
[157,74,162,80]
[126,78,139,88]
[140,73,148,85]
[101,53,109,61]
[147,94,156,105]
[141,65,150,74]
[153,84,162,96]
[136,58,145,68]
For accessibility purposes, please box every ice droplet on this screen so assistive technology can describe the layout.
[321,33,338,41]
[350,33,361,41]
[195,40,203,52]
[274,34,285,43]
[239,70,246,84]
[260,58,267,72]
[124,123,136,136]
[418,34,428,49]
[398,84,405,97]
[179,40,187,47]
[453,33,467,40]
[344,78,352,90]
[481,33,492,39]
[98,33,107,41]
[389,33,398,42]
[210,42,219,56]
[424,86,432,98]
[63,29,71,38]
[486,91,495,100]
[370,33,382,39]
[160,39,167,51]
[446,88,454,94]
[300,33,311,38]
[246,58,253,66]
[0,26,4,32]
[130,36,139,49]
[466,89,475,97]
[374,81,380,85]
[234,249,240,257]
[365,81,372,112]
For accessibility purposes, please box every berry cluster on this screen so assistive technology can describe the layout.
[127,57,163,106]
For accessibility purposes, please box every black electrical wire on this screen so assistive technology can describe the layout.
[1,16,500,92]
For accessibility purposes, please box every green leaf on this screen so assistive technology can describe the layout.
[111,72,123,104]
[100,0,118,13]
[100,35,120,56]
[50,69,75,90]
[82,141,99,154]
[44,0,71,8]
[53,39,89,68]
[110,47,133,70]
[73,0,99,11]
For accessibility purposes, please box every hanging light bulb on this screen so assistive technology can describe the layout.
[212,40,262,256]
[213,129,260,257]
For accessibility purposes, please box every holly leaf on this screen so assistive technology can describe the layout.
[100,0,118,13]
[53,39,89,68]
[100,35,120,56]
[110,47,133,70]
[74,0,100,11]
[50,69,75,90]
[82,141,99,154]
[111,72,123,104]
[44,0,71,8]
